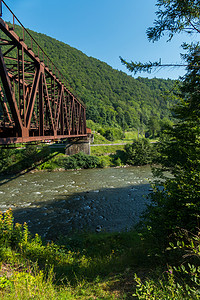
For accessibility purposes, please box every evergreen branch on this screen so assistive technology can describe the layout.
[120,57,188,74]
[185,17,200,34]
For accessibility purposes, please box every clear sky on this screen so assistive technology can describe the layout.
[1,0,198,79]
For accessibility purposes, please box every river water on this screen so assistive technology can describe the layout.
[0,166,153,239]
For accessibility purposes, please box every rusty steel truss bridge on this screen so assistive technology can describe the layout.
[0,0,88,145]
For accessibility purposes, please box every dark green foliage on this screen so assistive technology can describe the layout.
[59,156,78,170]
[21,144,39,167]
[125,139,154,166]
[99,127,123,141]
[145,116,174,138]
[147,0,200,42]
[111,150,127,166]
[145,63,200,237]
[56,152,100,170]
[7,24,176,131]
[0,144,52,174]
[121,0,200,241]
[146,116,161,138]
[0,148,15,171]
[72,152,100,169]
[133,4,200,239]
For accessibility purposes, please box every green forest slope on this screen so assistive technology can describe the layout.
[9,25,177,130]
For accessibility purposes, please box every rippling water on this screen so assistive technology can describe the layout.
[0,166,153,239]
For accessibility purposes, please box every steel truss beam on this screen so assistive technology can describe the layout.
[0,17,87,144]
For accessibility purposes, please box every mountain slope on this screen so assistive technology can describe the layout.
[10,25,177,129]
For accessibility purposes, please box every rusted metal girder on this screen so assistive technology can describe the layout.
[0,1,87,145]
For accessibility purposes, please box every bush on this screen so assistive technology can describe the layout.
[98,127,123,141]
[0,209,27,250]
[55,152,100,170]
[0,148,15,172]
[104,128,123,141]
[0,145,52,174]
[98,156,111,168]
[113,157,122,166]
[133,229,200,299]
[125,138,153,165]
[21,144,38,167]
[85,155,100,168]
[39,161,57,170]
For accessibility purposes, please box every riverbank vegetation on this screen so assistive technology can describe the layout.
[0,135,159,175]
[0,209,199,299]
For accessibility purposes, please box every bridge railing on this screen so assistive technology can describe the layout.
[0,0,85,107]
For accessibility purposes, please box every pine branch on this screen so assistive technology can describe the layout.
[120,57,188,74]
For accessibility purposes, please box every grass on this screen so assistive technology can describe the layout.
[0,210,199,299]
[90,131,147,157]
[0,210,148,299]
[91,145,125,156]
[116,131,139,143]
[92,131,139,145]
[93,133,112,144]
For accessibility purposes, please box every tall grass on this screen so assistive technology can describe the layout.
[0,210,199,299]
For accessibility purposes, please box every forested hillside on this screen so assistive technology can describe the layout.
[10,25,177,130]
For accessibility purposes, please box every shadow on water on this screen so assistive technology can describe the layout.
[12,183,152,240]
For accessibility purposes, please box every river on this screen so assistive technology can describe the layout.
[0,166,153,239]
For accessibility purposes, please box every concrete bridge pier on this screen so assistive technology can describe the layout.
[65,133,93,156]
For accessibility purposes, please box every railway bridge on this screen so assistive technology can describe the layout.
[0,0,91,153]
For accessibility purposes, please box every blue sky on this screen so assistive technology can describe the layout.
[2,0,197,79]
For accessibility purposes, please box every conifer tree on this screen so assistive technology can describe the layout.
[121,0,200,237]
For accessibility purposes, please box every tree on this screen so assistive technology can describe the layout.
[120,0,200,74]
[121,0,200,239]
[147,116,161,137]
[147,51,200,238]
[125,139,153,166]
[147,0,200,41]
[9,24,176,132]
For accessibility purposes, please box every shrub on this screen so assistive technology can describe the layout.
[98,156,111,168]
[125,138,153,165]
[0,148,15,172]
[97,127,123,141]
[0,209,26,250]
[104,128,123,141]
[113,157,121,167]
[21,144,38,166]
[133,230,200,299]
[63,156,78,169]
[134,265,200,299]
[55,152,100,170]
[85,155,100,168]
